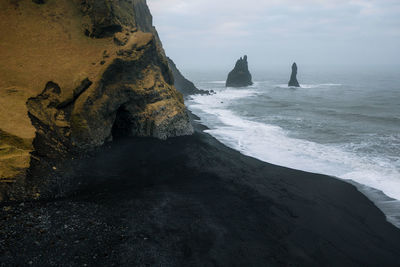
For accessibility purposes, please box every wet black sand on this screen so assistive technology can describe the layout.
[1,123,400,266]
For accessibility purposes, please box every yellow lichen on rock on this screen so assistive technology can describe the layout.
[0,0,193,200]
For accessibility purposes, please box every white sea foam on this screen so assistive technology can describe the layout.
[275,84,342,89]
[208,81,226,84]
[320,83,342,86]
[188,88,400,212]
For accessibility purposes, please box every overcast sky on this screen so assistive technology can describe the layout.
[147,0,400,70]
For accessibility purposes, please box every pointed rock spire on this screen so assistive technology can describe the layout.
[288,62,300,87]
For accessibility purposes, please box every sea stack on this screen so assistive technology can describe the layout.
[226,55,253,87]
[288,62,300,87]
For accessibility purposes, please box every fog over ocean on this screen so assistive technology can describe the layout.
[186,65,400,227]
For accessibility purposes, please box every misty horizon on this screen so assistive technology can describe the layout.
[148,0,400,70]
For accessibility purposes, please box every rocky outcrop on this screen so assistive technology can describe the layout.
[167,58,209,97]
[288,62,300,87]
[0,0,193,201]
[226,55,253,87]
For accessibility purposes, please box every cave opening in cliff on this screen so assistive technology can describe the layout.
[111,106,134,140]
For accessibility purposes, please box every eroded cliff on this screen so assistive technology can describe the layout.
[0,0,193,201]
[167,58,209,97]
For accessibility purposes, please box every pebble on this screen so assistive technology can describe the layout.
[3,206,11,212]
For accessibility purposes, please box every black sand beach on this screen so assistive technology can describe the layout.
[1,122,400,266]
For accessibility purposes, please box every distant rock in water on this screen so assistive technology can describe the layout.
[288,62,300,87]
[226,55,253,87]
[167,57,210,97]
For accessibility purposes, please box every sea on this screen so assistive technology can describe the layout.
[185,65,400,228]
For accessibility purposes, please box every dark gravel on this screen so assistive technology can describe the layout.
[1,124,400,266]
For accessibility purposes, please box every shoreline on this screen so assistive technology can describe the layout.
[192,108,400,229]
[1,121,400,265]
[186,88,400,229]
[348,180,400,228]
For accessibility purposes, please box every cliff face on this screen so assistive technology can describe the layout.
[0,0,193,201]
[167,58,209,97]
[226,55,253,87]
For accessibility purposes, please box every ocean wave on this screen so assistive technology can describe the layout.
[188,92,400,202]
[190,87,258,106]
[317,109,400,125]
[208,81,226,84]
[320,83,342,86]
[275,83,343,89]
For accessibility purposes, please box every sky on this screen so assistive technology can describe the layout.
[147,0,400,70]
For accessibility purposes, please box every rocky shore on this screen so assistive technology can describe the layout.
[0,0,192,201]
[1,121,400,266]
[167,58,210,96]
[1,1,400,266]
